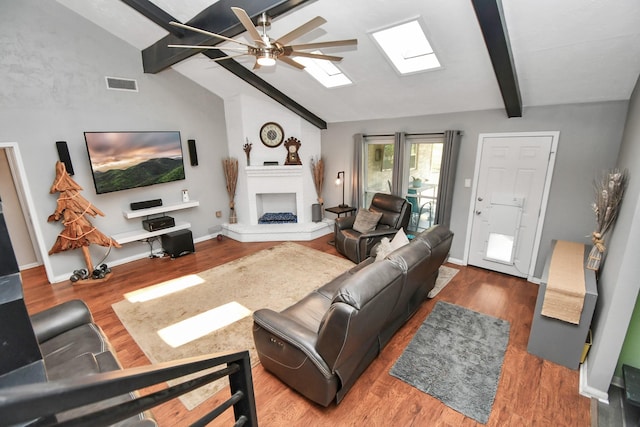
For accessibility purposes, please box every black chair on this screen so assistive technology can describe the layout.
[334,193,411,263]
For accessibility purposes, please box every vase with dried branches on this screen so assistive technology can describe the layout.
[586,168,628,271]
[310,156,325,204]
[222,157,239,224]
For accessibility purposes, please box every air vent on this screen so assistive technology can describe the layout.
[105,77,138,92]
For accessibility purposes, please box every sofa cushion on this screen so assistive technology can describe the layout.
[316,258,374,300]
[369,193,408,228]
[39,323,110,372]
[332,260,403,310]
[46,352,100,381]
[281,292,333,333]
[352,209,382,234]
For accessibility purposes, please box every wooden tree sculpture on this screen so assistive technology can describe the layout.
[48,161,121,279]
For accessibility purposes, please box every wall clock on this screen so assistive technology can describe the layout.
[260,122,284,148]
[284,137,302,165]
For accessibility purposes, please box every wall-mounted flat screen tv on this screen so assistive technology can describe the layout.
[84,131,185,194]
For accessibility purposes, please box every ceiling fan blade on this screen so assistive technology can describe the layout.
[289,51,343,62]
[279,56,306,70]
[275,16,327,46]
[231,7,267,46]
[290,39,358,50]
[169,21,255,49]
[168,44,247,52]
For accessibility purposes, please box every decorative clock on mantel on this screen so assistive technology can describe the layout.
[259,122,284,148]
[284,137,302,165]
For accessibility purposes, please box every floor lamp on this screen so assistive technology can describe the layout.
[336,171,348,208]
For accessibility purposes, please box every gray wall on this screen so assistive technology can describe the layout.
[321,102,627,277]
[0,0,229,281]
[587,75,640,393]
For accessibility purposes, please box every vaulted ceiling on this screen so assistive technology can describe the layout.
[57,0,640,127]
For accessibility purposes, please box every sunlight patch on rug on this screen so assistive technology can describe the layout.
[158,302,252,348]
[124,274,205,303]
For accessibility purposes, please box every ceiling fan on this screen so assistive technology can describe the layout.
[168,7,357,70]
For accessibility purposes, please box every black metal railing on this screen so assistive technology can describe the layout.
[0,351,257,427]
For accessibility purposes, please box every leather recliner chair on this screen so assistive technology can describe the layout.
[334,193,411,263]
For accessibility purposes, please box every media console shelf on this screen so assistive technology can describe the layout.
[122,200,200,219]
[112,200,199,245]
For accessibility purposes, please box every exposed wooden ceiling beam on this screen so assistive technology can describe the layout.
[123,0,326,129]
[120,0,185,36]
[471,0,522,118]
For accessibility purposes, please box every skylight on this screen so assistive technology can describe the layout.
[294,51,352,88]
[371,19,440,75]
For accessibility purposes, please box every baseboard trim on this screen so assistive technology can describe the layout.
[447,257,465,265]
[580,359,610,403]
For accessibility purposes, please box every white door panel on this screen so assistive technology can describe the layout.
[468,134,556,278]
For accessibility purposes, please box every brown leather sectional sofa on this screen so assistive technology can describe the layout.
[252,225,454,406]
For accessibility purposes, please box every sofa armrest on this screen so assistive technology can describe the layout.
[335,215,356,231]
[357,227,399,240]
[30,299,94,344]
[253,309,331,376]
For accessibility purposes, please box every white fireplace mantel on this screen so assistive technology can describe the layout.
[245,165,303,177]
[245,165,305,225]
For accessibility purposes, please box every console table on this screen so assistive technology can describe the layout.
[111,200,199,245]
[527,240,597,369]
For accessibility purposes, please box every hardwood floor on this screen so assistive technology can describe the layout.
[20,236,591,426]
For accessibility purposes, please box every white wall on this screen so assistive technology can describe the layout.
[0,0,324,282]
[0,0,231,282]
[586,74,640,397]
[321,102,627,278]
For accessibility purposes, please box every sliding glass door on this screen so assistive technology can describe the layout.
[363,136,394,207]
[405,135,443,231]
[362,132,454,232]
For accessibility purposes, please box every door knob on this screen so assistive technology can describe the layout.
[475,210,482,215]
[477,197,483,202]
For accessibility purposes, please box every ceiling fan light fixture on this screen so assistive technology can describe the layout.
[257,51,277,66]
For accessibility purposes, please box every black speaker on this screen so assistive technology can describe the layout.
[188,139,198,166]
[162,229,195,258]
[130,199,163,211]
[55,141,74,175]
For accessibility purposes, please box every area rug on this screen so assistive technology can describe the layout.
[428,265,458,298]
[390,301,510,424]
[113,242,459,410]
[112,242,353,409]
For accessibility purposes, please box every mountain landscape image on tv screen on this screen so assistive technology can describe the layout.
[84,131,185,194]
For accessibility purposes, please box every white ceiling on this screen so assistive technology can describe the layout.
[56,0,640,124]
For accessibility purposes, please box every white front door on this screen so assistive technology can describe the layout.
[466,132,558,278]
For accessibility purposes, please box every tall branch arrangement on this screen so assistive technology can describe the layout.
[222,157,239,222]
[48,161,121,274]
[586,168,628,270]
[310,156,325,205]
